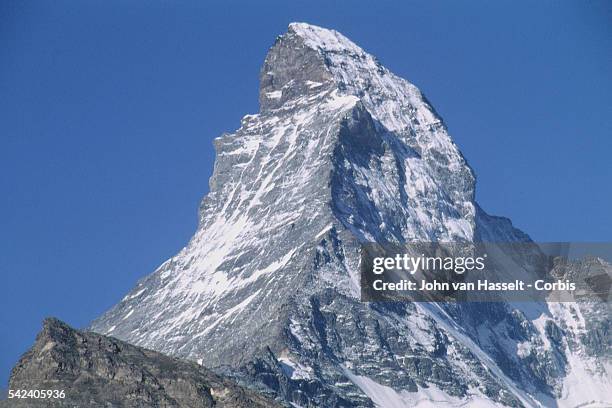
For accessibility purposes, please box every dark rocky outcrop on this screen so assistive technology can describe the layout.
[2,318,282,408]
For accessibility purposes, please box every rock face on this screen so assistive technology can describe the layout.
[91,23,611,407]
[3,318,281,408]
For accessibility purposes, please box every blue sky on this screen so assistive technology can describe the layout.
[1,1,610,386]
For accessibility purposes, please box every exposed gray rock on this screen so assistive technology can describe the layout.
[2,318,282,408]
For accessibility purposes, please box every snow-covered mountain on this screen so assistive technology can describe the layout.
[91,23,611,407]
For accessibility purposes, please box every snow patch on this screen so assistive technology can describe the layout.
[266,90,282,99]
[278,354,314,380]
[343,368,504,407]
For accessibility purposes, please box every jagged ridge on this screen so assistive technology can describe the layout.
[3,318,281,408]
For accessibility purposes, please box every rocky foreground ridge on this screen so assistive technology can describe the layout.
[2,318,281,408]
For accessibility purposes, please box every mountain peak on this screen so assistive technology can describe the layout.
[258,23,378,112]
[91,24,565,407]
[258,23,475,222]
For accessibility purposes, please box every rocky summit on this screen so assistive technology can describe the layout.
[3,318,281,408]
[86,23,611,407]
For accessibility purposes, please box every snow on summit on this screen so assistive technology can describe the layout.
[288,22,366,54]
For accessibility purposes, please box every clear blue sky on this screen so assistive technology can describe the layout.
[1,1,610,386]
